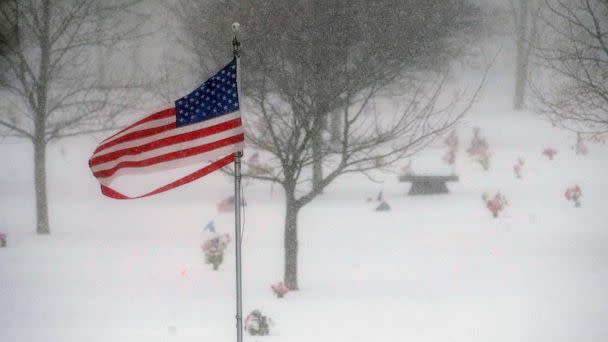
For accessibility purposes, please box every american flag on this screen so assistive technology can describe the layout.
[89,59,244,199]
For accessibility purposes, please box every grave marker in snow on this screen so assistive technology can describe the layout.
[399,174,459,195]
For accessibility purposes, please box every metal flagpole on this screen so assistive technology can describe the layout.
[232,22,244,342]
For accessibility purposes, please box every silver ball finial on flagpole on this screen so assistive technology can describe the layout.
[232,22,241,57]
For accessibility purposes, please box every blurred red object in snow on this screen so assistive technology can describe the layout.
[542,148,557,160]
[513,158,524,179]
[271,281,289,298]
[442,131,459,165]
[482,192,508,218]
[565,185,582,207]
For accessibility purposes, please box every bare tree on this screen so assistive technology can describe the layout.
[175,0,486,290]
[0,0,147,234]
[0,0,15,79]
[532,0,608,134]
[510,0,543,110]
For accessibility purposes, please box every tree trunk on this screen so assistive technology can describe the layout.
[513,0,528,111]
[312,125,323,193]
[330,110,341,142]
[310,1,325,193]
[283,190,300,290]
[34,137,49,234]
[513,39,528,110]
[312,103,327,193]
[34,0,51,235]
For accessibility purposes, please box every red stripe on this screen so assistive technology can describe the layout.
[89,118,242,167]
[93,133,244,178]
[100,108,175,144]
[94,122,176,155]
[100,154,236,199]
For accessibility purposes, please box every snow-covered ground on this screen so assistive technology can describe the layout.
[1,51,608,342]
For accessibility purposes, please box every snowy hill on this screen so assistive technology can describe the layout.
[1,47,608,342]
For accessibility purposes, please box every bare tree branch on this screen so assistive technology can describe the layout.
[532,0,608,133]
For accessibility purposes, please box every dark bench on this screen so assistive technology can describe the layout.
[398,174,459,195]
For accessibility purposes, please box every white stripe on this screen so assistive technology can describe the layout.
[98,142,244,185]
[100,105,175,144]
[91,126,244,173]
[93,112,241,158]
[101,115,175,146]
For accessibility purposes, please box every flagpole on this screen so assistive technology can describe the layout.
[232,22,244,342]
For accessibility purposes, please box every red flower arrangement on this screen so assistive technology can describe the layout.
[271,281,289,298]
[482,192,508,218]
[467,127,491,170]
[442,131,459,165]
[542,148,557,160]
[0,232,6,247]
[513,158,524,179]
[202,234,231,270]
[467,128,486,155]
[565,185,582,207]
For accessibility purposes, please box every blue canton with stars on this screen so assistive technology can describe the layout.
[175,59,239,127]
